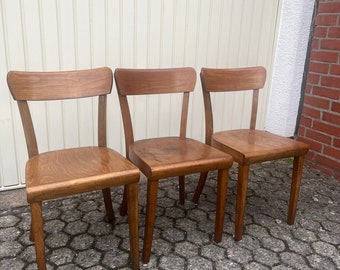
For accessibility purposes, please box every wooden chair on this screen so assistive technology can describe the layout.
[192,66,309,241]
[7,67,140,270]
[114,67,233,263]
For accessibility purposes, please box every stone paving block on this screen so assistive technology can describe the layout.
[307,253,338,270]
[49,247,75,266]
[215,259,241,270]
[64,220,88,235]
[244,261,270,270]
[159,254,186,269]
[45,232,69,248]
[74,249,101,268]
[201,244,226,261]
[227,246,252,264]
[175,241,199,258]
[280,252,310,270]
[102,250,129,269]
[0,241,23,258]
[19,245,37,263]
[253,248,280,266]
[0,215,20,227]
[187,256,213,270]
[261,236,285,252]
[70,234,94,250]
[0,257,25,270]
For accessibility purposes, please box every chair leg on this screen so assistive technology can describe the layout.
[120,185,128,216]
[142,180,159,264]
[192,171,209,204]
[29,222,34,242]
[178,175,185,204]
[102,188,115,223]
[30,202,46,270]
[214,169,229,243]
[287,155,305,225]
[234,164,250,241]
[127,183,140,270]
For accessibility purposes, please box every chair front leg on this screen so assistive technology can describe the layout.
[127,183,140,270]
[30,201,46,270]
[234,164,250,241]
[142,180,159,264]
[214,168,229,243]
[287,155,305,225]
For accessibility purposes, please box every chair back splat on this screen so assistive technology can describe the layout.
[114,67,233,264]
[7,67,140,270]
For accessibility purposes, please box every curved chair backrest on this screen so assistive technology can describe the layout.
[7,67,113,157]
[8,68,113,101]
[200,66,266,142]
[114,67,197,154]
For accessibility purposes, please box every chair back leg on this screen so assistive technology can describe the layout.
[178,175,185,204]
[192,171,209,203]
[102,188,115,223]
[120,186,128,216]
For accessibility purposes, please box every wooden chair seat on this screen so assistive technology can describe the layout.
[212,130,308,165]
[26,147,139,202]
[130,137,231,180]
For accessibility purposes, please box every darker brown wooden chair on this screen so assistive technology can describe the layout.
[7,67,140,270]
[114,67,233,264]
[192,66,309,241]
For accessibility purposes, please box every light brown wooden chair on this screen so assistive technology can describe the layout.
[114,67,233,264]
[7,67,140,270]
[192,66,309,241]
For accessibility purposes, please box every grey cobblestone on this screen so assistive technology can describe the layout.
[175,241,199,258]
[188,256,213,270]
[280,252,310,270]
[0,160,339,269]
[0,241,23,257]
[70,234,94,250]
[159,255,186,269]
[307,254,337,270]
[74,249,101,268]
[20,245,36,263]
[0,215,20,227]
[244,261,269,270]
[0,257,25,270]
[46,232,69,248]
[49,247,75,266]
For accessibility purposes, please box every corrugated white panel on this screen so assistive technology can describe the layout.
[0,0,280,190]
[0,7,20,189]
[1,0,27,189]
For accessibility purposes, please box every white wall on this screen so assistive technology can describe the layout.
[0,0,280,190]
[266,0,315,137]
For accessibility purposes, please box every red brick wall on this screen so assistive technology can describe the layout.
[298,0,340,181]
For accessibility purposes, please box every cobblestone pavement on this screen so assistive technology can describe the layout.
[0,160,339,269]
